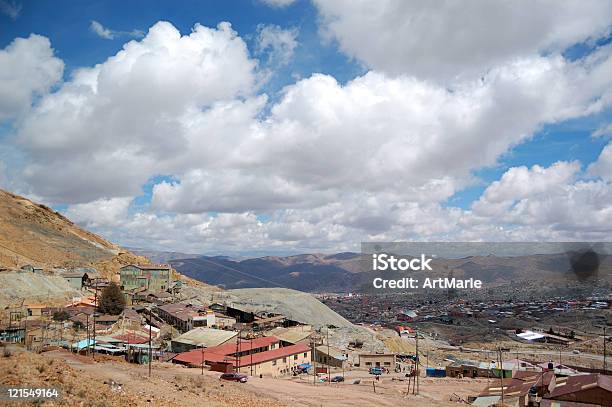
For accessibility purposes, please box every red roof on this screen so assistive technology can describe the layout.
[206,336,279,355]
[112,333,149,344]
[173,339,310,368]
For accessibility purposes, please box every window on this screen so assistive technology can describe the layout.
[384,362,391,366]
[294,355,298,360]
[283,357,287,363]
[272,359,277,366]
[303,353,307,357]
[365,362,372,366]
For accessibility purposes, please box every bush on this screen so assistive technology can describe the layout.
[98,282,126,315]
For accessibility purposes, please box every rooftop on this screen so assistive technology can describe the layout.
[172,327,238,348]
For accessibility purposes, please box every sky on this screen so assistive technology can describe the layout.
[0,0,612,256]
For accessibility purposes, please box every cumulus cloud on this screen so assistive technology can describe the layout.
[468,161,612,238]
[90,20,144,40]
[0,34,64,121]
[16,21,257,203]
[588,142,612,180]
[65,197,132,229]
[255,24,298,66]
[4,18,612,252]
[312,0,612,80]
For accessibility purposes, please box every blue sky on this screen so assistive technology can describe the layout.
[1,1,611,255]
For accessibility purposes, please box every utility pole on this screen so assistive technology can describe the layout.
[148,307,152,377]
[86,314,90,356]
[498,347,504,405]
[415,328,419,395]
[327,327,331,384]
[250,332,253,376]
[312,334,317,386]
[604,326,607,374]
[201,343,204,376]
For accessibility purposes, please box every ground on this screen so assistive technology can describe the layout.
[0,345,489,407]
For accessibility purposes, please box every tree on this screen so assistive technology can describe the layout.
[52,310,70,321]
[98,282,126,315]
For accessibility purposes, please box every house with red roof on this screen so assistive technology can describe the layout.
[172,335,311,377]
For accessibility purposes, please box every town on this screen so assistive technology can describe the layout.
[1,262,610,406]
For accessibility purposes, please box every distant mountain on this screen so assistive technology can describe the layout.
[170,252,364,291]
[171,251,612,292]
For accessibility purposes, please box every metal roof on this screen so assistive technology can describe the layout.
[172,327,238,348]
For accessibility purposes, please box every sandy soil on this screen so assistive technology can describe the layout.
[0,345,491,406]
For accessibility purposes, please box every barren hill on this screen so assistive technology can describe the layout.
[0,189,148,278]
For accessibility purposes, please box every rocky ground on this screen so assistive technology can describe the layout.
[0,344,491,407]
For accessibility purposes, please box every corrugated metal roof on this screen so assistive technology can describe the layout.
[172,327,238,347]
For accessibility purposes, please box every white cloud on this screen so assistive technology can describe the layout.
[4,18,612,252]
[256,24,298,66]
[588,142,612,180]
[64,197,132,229]
[0,0,21,20]
[0,34,64,121]
[592,122,612,138]
[90,20,114,39]
[472,161,581,217]
[260,0,296,8]
[15,21,257,203]
[312,0,612,80]
[463,160,612,240]
[90,20,144,40]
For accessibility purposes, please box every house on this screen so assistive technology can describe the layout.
[25,303,46,318]
[545,374,612,406]
[119,264,172,292]
[95,314,120,328]
[446,359,485,378]
[20,264,43,274]
[170,327,238,353]
[358,353,396,369]
[173,336,311,378]
[156,302,207,332]
[314,345,347,368]
[62,271,91,290]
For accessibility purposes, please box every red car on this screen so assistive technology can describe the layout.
[220,373,248,383]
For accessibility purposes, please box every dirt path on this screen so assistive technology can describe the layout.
[42,349,486,407]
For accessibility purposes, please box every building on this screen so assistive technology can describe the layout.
[358,353,396,369]
[20,265,43,274]
[545,374,612,406]
[156,303,207,332]
[62,271,94,290]
[119,264,171,292]
[170,327,238,353]
[173,336,311,378]
[314,345,347,368]
[264,326,313,345]
[205,311,236,329]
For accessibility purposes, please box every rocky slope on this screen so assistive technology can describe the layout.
[0,189,149,279]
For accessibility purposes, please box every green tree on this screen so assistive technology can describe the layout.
[52,310,70,321]
[98,282,126,315]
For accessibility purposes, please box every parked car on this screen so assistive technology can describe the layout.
[369,367,383,375]
[220,373,248,383]
[331,376,345,383]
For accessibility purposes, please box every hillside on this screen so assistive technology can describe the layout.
[0,189,150,279]
[171,250,612,293]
